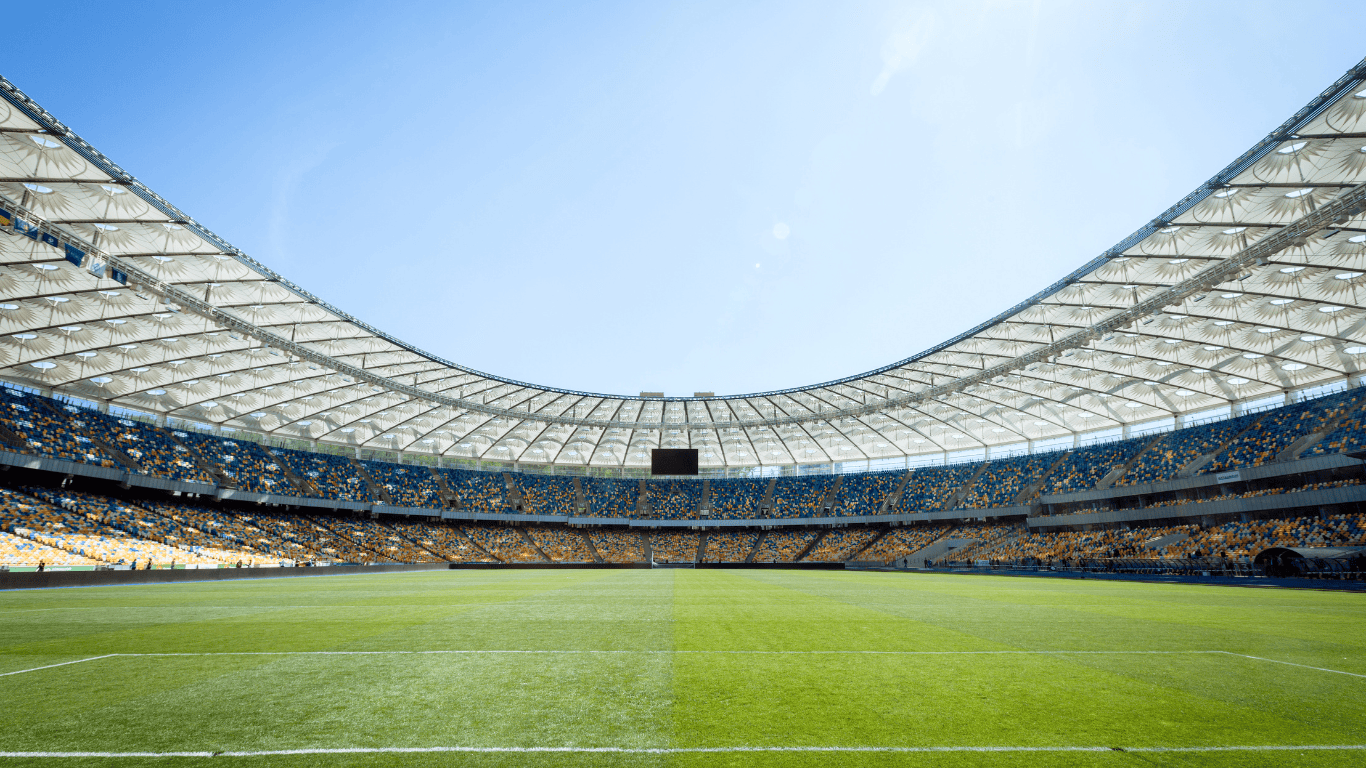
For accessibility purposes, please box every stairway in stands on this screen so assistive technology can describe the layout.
[759,477,778,515]
[428,466,459,507]
[1099,434,1167,489]
[1015,451,1071,505]
[880,472,913,513]
[350,458,393,504]
[794,530,826,561]
[816,476,842,515]
[166,431,235,488]
[1178,412,1270,477]
[945,463,990,509]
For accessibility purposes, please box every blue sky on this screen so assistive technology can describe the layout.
[6,1,1366,397]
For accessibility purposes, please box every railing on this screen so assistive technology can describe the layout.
[932,556,1365,581]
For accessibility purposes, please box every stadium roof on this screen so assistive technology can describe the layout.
[5,61,1366,471]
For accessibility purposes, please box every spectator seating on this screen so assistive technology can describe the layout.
[22,486,266,566]
[0,530,100,566]
[857,527,947,564]
[136,500,301,565]
[923,524,1019,564]
[172,430,295,494]
[701,531,759,562]
[1041,439,1147,494]
[751,530,819,562]
[385,520,492,562]
[517,476,578,516]
[1163,513,1366,559]
[645,480,699,519]
[709,478,766,519]
[463,526,544,562]
[768,476,836,518]
[1118,414,1260,486]
[526,527,597,561]
[649,532,699,562]
[961,454,1052,508]
[0,488,218,566]
[581,478,637,517]
[801,528,880,561]
[321,516,441,562]
[1308,395,1366,457]
[1208,390,1364,473]
[445,469,507,513]
[0,388,118,468]
[231,511,391,563]
[272,448,367,501]
[66,407,215,484]
[896,463,978,512]
[834,472,903,516]
[587,530,645,563]
[360,460,445,508]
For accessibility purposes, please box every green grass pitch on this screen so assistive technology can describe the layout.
[1,569,1363,767]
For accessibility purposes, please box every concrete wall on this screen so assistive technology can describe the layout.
[0,563,449,590]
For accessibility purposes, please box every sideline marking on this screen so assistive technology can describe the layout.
[4,650,1361,679]
[0,745,1363,757]
[0,655,119,678]
[1218,651,1366,679]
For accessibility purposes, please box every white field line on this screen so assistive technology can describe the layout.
[1218,651,1366,679]
[1,745,1364,757]
[3,650,1362,679]
[0,655,119,678]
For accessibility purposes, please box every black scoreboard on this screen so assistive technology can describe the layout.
[651,448,698,475]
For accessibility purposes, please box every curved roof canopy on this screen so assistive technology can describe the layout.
[4,61,1366,470]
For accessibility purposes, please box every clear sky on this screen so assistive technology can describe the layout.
[5,1,1366,398]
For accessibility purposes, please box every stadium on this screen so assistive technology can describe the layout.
[2,10,1366,766]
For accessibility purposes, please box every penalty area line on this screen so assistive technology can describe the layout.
[1,745,1364,757]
